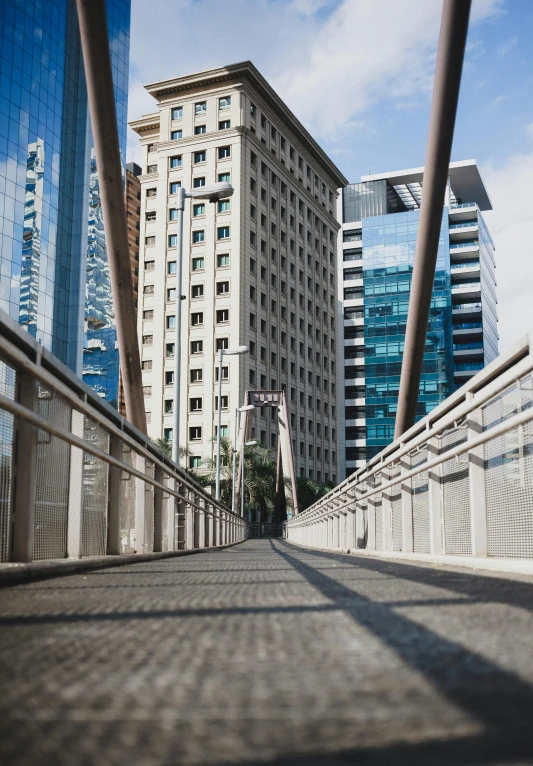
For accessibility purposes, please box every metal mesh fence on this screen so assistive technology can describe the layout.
[0,359,16,562]
[143,461,155,554]
[483,376,533,558]
[120,444,137,553]
[411,446,430,553]
[34,387,71,560]
[441,422,472,555]
[81,418,110,557]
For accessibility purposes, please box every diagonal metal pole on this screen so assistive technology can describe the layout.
[75,0,146,433]
[394,0,472,439]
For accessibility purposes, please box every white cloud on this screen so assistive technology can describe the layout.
[482,151,533,352]
[497,34,518,57]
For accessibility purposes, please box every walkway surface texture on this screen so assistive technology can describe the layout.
[2,539,533,765]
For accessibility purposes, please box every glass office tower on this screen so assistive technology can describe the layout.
[0,0,130,407]
[340,161,497,475]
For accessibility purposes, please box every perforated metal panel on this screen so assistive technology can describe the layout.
[0,360,16,562]
[390,463,403,551]
[356,482,368,549]
[81,418,110,557]
[411,447,430,553]
[34,388,71,560]
[484,376,533,558]
[441,423,472,555]
[120,444,137,553]
[144,461,155,554]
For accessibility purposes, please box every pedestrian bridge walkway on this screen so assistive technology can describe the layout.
[2,538,533,765]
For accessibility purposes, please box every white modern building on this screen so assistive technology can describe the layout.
[130,62,347,483]
[338,160,497,477]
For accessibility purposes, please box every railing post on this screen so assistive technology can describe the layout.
[204,501,211,548]
[193,493,200,549]
[176,481,186,550]
[107,432,123,555]
[66,410,85,559]
[11,371,39,562]
[153,464,164,552]
[401,453,414,552]
[382,468,393,551]
[367,479,376,550]
[428,435,444,554]
[186,490,194,549]
[134,453,146,553]
[468,400,488,556]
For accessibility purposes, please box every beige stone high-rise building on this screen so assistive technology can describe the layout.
[130,61,347,483]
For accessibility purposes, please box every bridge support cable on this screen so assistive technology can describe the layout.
[395,0,472,439]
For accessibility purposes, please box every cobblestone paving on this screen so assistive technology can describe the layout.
[2,539,533,765]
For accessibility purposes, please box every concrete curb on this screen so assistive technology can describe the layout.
[0,540,247,586]
[283,539,533,578]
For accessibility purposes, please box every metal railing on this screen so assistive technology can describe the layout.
[450,201,476,209]
[286,334,533,561]
[449,221,478,230]
[0,311,249,564]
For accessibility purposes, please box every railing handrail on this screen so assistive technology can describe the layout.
[0,311,230,516]
[287,334,532,522]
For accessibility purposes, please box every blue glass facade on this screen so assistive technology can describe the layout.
[361,211,454,460]
[0,0,130,408]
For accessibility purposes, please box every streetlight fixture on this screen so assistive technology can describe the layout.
[242,440,257,520]
[232,404,255,515]
[215,344,249,500]
[171,182,234,464]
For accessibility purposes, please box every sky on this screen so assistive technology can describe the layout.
[127,0,533,354]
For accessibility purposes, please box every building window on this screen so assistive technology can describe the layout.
[215,425,229,438]
[191,340,203,354]
[216,309,229,323]
[216,281,230,295]
[164,428,173,442]
[165,400,173,414]
[165,371,174,385]
[169,182,181,194]
[167,261,176,274]
[193,230,205,244]
[216,337,229,351]
[190,368,203,383]
[144,284,154,295]
[193,203,205,217]
[218,172,230,183]
[215,366,229,382]
[168,209,178,221]
[190,397,202,412]
[218,146,231,159]
[217,226,230,240]
[195,101,207,115]
[147,164,157,174]
[189,426,202,441]
[215,395,229,411]
[147,188,157,198]
[193,177,206,188]
[142,360,152,370]
[191,312,204,326]
[217,253,230,267]
[194,124,206,135]
[219,96,231,110]
[167,288,176,301]
[189,456,202,469]
[142,335,153,346]
[146,210,156,222]
[219,120,230,130]
[218,199,230,212]
[166,315,176,329]
[145,236,155,247]
[170,155,182,168]
[171,130,182,140]
[168,235,177,247]
[192,257,205,271]
[191,284,204,298]
[166,343,175,357]
[194,151,206,164]
[171,107,183,120]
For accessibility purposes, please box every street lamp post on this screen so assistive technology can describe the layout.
[171,182,233,465]
[232,404,255,515]
[215,345,249,501]
[241,440,257,520]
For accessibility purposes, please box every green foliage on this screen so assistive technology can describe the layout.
[152,438,210,487]
[292,475,333,512]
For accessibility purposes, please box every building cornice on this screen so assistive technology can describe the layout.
[140,61,348,189]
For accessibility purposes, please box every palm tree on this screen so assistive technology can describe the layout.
[293,475,333,512]
[201,437,235,507]
[152,438,210,487]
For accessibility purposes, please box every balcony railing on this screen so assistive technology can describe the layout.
[449,221,478,230]
[450,201,476,209]
[450,240,479,250]
[455,362,484,371]
[453,302,482,311]
[285,335,533,563]
[453,322,483,330]
[451,261,479,270]
[453,342,484,351]
[0,311,249,564]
